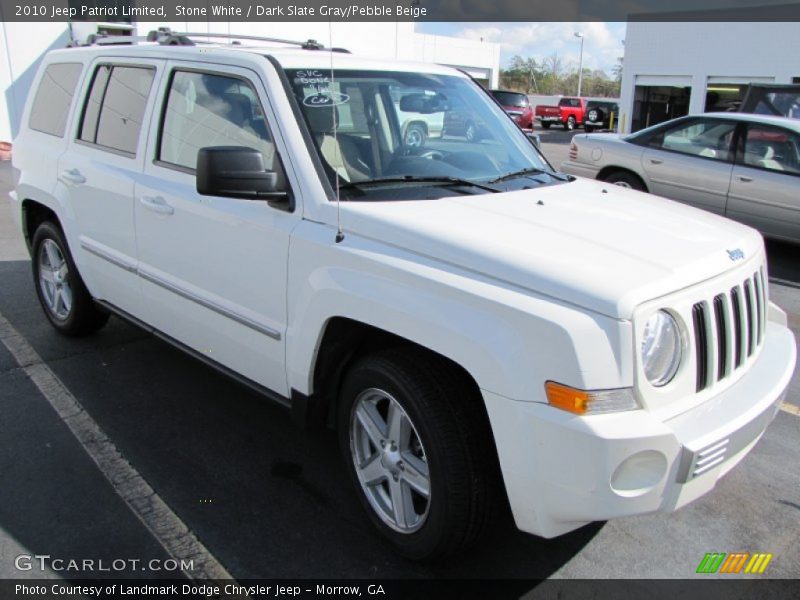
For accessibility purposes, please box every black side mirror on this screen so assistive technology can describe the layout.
[196,146,290,208]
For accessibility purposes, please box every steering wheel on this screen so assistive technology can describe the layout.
[395,145,444,160]
[419,149,444,160]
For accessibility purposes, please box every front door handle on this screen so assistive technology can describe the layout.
[60,168,86,185]
[649,158,663,165]
[139,195,174,215]
[738,176,753,183]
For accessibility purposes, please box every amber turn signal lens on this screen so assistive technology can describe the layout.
[545,381,590,414]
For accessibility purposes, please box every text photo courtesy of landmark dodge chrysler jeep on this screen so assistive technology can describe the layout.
[10,31,797,560]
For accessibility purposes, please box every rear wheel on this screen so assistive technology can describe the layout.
[601,170,647,192]
[32,221,108,336]
[338,349,497,560]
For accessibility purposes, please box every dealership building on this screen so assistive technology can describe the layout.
[618,21,800,133]
[0,20,500,145]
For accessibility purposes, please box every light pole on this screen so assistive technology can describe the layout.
[574,32,584,97]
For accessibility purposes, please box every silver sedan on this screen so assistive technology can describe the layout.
[560,113,800,243]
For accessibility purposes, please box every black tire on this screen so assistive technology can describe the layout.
[601,170,647,192]
[32,221,109,336]
[541,122,551,129]
[587,108,604,124]
[404,123,427,148]
[565,116,576,131]
[338,348,499,560]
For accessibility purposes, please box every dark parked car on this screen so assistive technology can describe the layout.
[489,90,534,130]
[442,96,491,141]
[583,100,620,132]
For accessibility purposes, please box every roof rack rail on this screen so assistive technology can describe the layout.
[174,30,350,52]
[71,28,194,47]
[70,27,350,52]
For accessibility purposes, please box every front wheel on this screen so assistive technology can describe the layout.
[403,123,427,148]
[32,221,109,336]
[601,170,647,191]
[338,349,497,560]
[565,116,576,131]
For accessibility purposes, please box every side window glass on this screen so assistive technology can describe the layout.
[29,63,83,137]
[159,70,278,177]
[95,67,155,154]
[79,65,154,156]
[742,125,800,174]
[653,119,736,161]
[79,65,111,143]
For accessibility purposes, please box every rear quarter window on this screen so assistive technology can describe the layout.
[28,63,83,137]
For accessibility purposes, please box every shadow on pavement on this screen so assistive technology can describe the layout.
[0,260,603,579]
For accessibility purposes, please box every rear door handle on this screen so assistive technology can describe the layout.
[139,195,174,215]
[60,168,86,185]
[649,159,663,165]
[738,176,753,183]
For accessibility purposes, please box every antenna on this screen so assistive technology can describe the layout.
[330,20,344,244]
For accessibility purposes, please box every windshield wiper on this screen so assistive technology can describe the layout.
[488,167,569,184]
[339,175,500,193]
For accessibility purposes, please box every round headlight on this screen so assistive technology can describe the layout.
[641,310,682,387]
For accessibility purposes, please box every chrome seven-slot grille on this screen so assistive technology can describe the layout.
[691,266,767,393]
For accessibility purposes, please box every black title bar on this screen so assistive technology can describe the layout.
[1,0,800,22]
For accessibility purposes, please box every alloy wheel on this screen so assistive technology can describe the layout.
[349,388,431,533]
[38,239,73,321]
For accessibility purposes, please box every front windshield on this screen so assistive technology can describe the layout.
[285,68,554,200]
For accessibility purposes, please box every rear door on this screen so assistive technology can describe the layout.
[727,122,800,241]
[135,61,299,396]
[641,117,737,215]
[59,58,162,318]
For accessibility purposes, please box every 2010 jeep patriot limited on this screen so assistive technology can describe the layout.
[11,32,797,560]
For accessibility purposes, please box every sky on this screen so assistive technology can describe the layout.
[416,22,627,76]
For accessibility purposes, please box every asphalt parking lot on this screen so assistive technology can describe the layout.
[0,150,799,586]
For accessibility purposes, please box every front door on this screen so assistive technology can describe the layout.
[641,117,737,215]
[135,61,298,396]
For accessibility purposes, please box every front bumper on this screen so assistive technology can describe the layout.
[483,317,796,539]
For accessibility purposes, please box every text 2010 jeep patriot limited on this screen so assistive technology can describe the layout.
[11,36,797,560]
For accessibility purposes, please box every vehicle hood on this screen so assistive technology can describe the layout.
[339,177,763,319]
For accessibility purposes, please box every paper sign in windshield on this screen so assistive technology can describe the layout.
[303,92,350,108]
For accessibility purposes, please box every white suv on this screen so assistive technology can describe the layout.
[10,33,797,560]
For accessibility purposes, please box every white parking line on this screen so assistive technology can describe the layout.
[781,402,800,417]
[0,311,234,581]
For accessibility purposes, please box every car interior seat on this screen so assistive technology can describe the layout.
[304,105,371,182]
[758,146,784,171]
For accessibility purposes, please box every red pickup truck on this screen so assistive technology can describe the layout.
[535,97,587,130]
